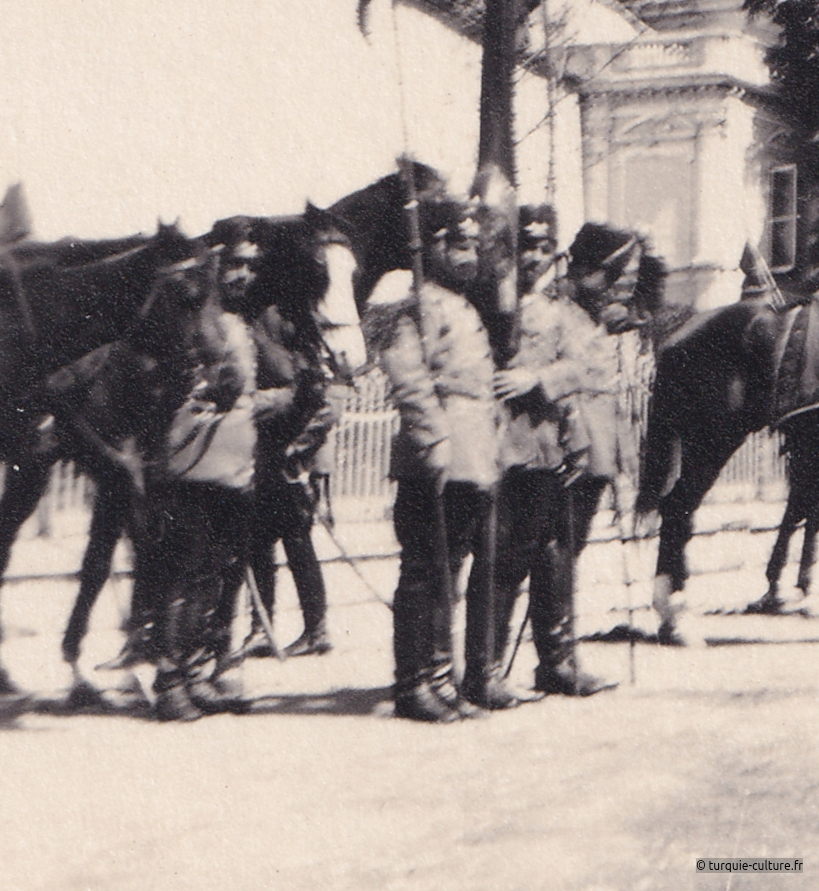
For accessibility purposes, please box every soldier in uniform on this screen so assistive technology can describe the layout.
[236,306,339,661]
[144,291,259,721]
[365,199,513,722]
[491,205,619,696]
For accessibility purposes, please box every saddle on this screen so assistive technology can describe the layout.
[770,295,819,428]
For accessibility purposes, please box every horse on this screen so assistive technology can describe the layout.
[635,292,819,640]
[329,161,451,308]
[9,233,151,269]
[0,203,366,705]
[0,234,220,698]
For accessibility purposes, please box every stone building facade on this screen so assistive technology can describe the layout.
[420,0,795,310]
[565,0,787,308]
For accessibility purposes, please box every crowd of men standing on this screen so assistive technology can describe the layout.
[364,198,632,722]
[0,174,648,724]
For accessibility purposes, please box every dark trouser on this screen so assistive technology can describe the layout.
[493,468,606,671]
[252,473,326,634]
[392,478,495,691]
[134,482,251,680]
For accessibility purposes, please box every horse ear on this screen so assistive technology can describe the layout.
[156,216,183,236]
[304,201,326,226]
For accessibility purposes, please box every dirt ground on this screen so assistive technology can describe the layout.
[1,539,818,890]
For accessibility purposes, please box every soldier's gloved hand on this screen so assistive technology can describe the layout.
[493,367,539,401]
[599,302,634,334]
[424,439,451,481]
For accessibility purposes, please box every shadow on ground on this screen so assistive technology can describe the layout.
[249,685,392,717]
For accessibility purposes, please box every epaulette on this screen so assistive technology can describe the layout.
[362,297,417,352]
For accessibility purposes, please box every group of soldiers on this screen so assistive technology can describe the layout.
[185,193,636,725]
[362,198,634,722]
[5,181,645,725]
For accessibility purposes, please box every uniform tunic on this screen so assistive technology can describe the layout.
[366,271,499,489]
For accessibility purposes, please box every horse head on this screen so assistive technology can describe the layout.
[127,235,216,359]
[566,223,666,333]
[330,161,450,307]
[206,205,366,381]
[303,202,367,380]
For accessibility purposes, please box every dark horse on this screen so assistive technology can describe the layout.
[330,161,451,308]
[0,230,217,696]
[0,222,195,413]
[635,293,819,639]
[0,204,363,700]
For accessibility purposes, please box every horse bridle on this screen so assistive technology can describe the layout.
[312,231,361,386]
[135,254,206,322]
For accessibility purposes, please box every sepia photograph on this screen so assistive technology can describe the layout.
[0,0,816,888]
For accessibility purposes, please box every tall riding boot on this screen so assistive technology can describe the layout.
[530,539,616,697]
[461,493,519,710]
[153,659,203,722]
[282,532,332,657]
[393,580,458,723]
[393,566,459,723]
[392,481,459,723]
[236,540,278,660]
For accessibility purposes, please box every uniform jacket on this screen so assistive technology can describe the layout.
[166,306,258,491]
[500,289,637,481]
[365,271,499,489]
[252,304,336,481]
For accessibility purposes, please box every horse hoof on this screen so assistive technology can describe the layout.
[0,667,21,696]
[66,680,111,713]
[154,685,204,723]
[744,594,784,615]
[98,680,153,717]
[657,620,686,646]
[187,678,250,715]
[0,693,30,725]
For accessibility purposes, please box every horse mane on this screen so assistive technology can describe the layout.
[331,161,447,221]
[204,211,340,355]
[10,234,151,269]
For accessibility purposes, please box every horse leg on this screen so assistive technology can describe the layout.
[0,457,54,693]
[746,491,804,614]
[62,478,130,667]
[654,433,745,643]
[796,509,818,597]
[750,426,818,610]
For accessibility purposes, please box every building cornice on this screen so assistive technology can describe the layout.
[578,73,778,106]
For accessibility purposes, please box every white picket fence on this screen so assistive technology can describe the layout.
[17,366,789,540]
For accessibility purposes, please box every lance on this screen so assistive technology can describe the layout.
[397,154,457,624]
